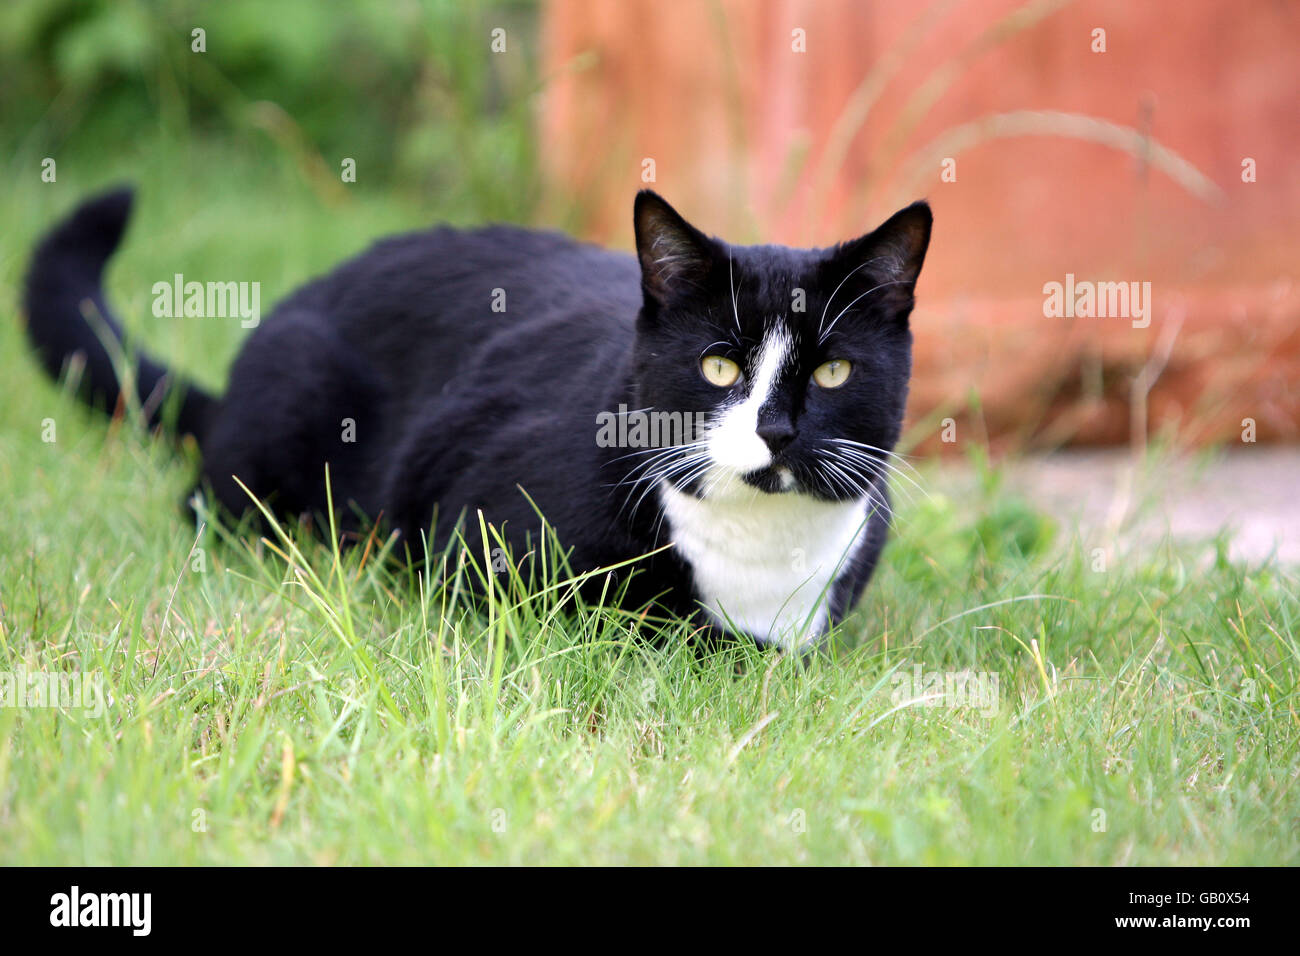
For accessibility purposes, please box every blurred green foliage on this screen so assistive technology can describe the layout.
[0,0,542,219]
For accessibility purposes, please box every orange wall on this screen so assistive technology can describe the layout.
[539,0,1299,449]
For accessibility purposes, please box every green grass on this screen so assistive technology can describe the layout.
[1,142,1298,866]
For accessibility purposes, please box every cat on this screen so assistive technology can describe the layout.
[23,187,931,651]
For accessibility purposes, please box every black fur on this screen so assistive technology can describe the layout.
[23,187,931,646]
[24,188,214,437]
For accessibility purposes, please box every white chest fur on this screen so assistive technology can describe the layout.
[659,472,869,649]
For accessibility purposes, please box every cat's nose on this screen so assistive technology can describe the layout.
[756,422,797,454]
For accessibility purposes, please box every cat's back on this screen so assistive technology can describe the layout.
[292,222,641,349]
[259,220,644,451]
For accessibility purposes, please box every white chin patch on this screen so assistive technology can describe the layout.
[705,327,792,475]
[659,472,870,649]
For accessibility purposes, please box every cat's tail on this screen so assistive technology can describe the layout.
[22,186,216,440]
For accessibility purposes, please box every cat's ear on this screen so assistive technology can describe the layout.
[834,200,933,292]
[633,191,716,306]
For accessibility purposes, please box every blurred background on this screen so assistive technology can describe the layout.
[2,0,1296,553]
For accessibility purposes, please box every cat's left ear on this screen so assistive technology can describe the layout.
[833,200,933,294]
[633,190,717,307]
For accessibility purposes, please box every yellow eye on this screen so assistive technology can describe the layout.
[700,355,741,387]
[813,359,851,389]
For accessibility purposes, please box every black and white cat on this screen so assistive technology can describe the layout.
[24,188,931,650]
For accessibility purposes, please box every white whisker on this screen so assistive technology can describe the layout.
[817,256,892,336]
[827,446,926,504]
[819,279,910,342]
[728,251,742,334]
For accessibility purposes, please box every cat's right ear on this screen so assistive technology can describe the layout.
[633,191,716,307]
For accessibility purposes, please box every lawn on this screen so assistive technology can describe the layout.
[0,139,1296,866]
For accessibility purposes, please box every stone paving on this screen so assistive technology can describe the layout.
[933,447,1300,566]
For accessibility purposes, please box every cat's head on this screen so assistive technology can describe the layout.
[630,190,931,503]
